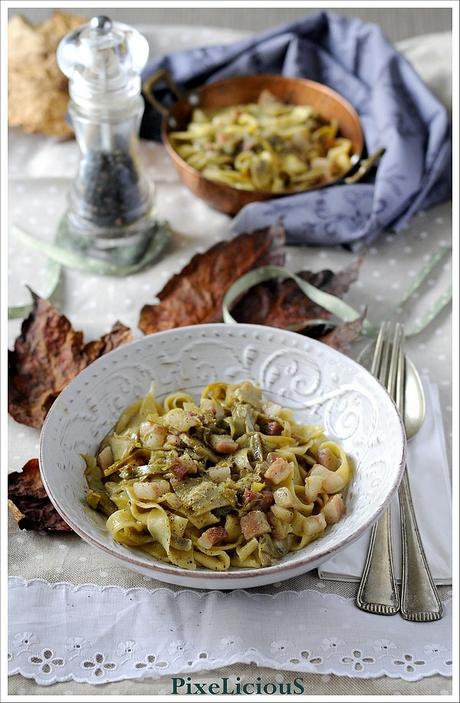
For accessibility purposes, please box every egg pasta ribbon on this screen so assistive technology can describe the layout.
[84,381,351,570]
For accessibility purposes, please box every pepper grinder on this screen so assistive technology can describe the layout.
[57,16,156,264]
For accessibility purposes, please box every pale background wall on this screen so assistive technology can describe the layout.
[9,6,451,43]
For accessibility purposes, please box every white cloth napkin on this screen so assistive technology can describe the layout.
[318,377,451,584]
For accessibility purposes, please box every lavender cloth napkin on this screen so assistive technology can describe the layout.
[141,12,451,247]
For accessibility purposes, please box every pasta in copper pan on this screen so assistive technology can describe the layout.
[84,381,351,570]
[169,91,353,193]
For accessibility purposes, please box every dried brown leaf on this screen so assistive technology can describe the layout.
[8,459,72,532]
[8,11,86,137]
[232,258,362,332]
[8,292,132,429]
[318,314,365,351]
[138,224,285,334]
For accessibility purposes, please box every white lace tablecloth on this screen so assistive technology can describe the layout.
[8,24,452,695]
[8,578,452,686]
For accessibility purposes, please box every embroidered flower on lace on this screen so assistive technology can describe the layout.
[81,652,116,678]
[13,631,38,650]
[373,639,397,653]
[392,654,426,674]
[299,650,323,666]
[117,640,136,658]
[29,648,65,675]
[341,649,375,672]
[270,640,290,653]
[321,637,345,651]
[168,640,189,656]
[65,637,89,653]
[8,578,452,684]
[424,644,448,656]
[220,636,241,649]
[133,654,157,670]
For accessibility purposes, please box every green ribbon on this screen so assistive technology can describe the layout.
[223,253,452,339]
[9,217,451,339]
[8,221,171,319]
[399,245,451,306]
[8,256,61,320]
[223,265,377,336]
[408,284,452,335]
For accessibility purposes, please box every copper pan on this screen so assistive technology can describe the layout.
[144,71,380,216]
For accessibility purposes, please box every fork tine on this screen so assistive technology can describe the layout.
[386,322,403,399]
[378,321,393,387]
[371,320,403,401]
[370,321,387,377]
[395,326,406,416]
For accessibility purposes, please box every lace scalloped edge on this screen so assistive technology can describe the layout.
[8,654,453,687]
[9,577,452,686]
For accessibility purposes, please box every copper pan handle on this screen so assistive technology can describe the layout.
[143,68,184,117]
[344,147,386,184]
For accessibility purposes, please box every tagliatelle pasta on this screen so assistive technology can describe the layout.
[169,91,354,193]
[84,381,351,570]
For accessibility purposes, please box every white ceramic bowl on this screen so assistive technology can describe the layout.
[40,323,406,589]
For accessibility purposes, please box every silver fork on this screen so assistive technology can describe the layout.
[356,321,443,620]
[356,321,402,614]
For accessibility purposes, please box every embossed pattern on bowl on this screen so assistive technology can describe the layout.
[40,324,406,589]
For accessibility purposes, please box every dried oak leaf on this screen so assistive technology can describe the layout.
[138,224,285,334]
[8,459,72,532]
[318,314,365,351]
[8,292,132,429]
[232,258,362,333]
[8,11,86,137]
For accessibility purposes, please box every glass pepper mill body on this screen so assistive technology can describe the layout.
[57,16,155,264]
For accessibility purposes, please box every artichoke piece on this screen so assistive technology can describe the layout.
[83,455,116,516]
[114,399,142,434]
[249,151,275,191]
[235,472,264,492]
[171,535,193,551]
[223,417,238,437]
[86,489,116,516]
[213,505,234,518]
[258,534,273,567]
[233,381,262,409]
[179,433,220,463]
[180,509,220,529]
[139,382,160,417]
[200,397,225,423]
[97,446,113,473]
[146,449,180,474]
[249,432,264,462]
[259,533,290,566]
[260,434,296,452]
[108,433,138,462]
[231,403,256,436]
[233,448,253,472]
[171,477,236,516]
[104,447,149,478]
[84,454,105,492]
